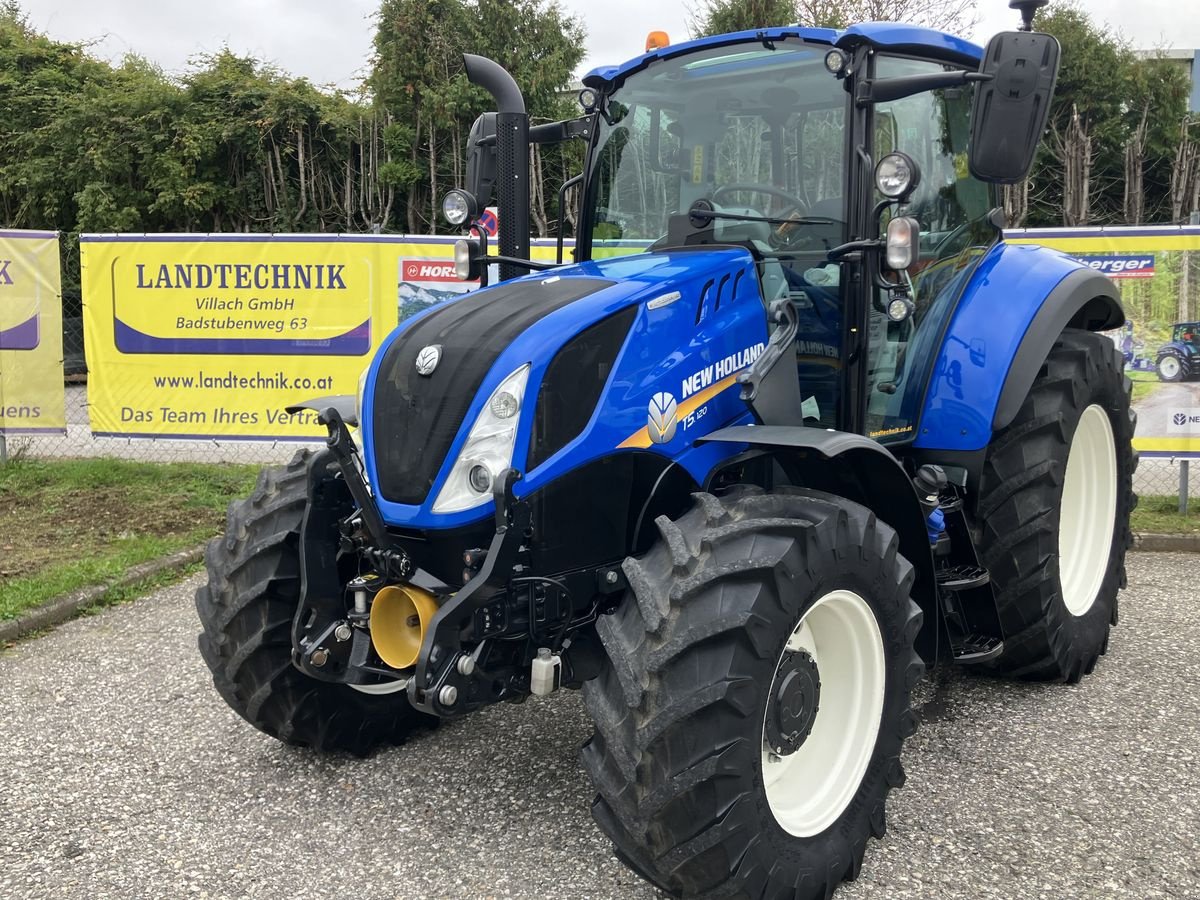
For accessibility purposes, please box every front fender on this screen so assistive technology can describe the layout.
[701,425,937,654]
[914,243,1122,453]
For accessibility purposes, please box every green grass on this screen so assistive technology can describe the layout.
[1130,494,1200,535]
[1127,370,1163,405]
[0,458,260,621]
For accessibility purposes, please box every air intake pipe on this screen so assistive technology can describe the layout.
[463,54,530,282]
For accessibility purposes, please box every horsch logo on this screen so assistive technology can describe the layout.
[403,260,460,283]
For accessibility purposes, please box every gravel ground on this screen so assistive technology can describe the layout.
[1,552,1198,900]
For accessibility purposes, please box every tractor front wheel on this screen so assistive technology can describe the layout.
[195,450,436,755]
[1157,352,1185,382]
[581,488,923,899]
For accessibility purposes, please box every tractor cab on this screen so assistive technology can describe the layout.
[451,11,1059,445]
[578,29,998,438]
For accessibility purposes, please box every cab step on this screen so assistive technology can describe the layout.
[936,564,990,592]
[951,633,1004,664]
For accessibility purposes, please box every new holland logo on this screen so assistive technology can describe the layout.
[647,392,678,444]
[415,344,442,376]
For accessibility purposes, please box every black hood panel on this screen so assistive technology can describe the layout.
[372,276,614,505]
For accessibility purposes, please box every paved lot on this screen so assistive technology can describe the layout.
[1,552,1198,900]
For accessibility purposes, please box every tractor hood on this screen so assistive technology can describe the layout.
[361,247,769,529]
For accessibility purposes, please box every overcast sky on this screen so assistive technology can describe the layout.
[18,0,1200,91]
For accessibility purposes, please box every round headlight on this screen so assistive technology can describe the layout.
[468,463,493,494]
[887,296,914,323]
[824,50,848,76]
[876,152,920,200]
[578,88,598,111]
[489,391,519,419]
[442,189,474,226]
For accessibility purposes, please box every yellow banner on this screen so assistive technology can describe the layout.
[83,235,404,439]
[1008,227,1200,457]
[0,230,66,435]
[81,235,567,439]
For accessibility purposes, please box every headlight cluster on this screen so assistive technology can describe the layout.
[432,363,531,514]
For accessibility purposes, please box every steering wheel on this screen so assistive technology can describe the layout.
[712,183,808,213]
[711,184,838,251]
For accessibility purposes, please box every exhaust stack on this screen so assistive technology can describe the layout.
[463,54,530,282]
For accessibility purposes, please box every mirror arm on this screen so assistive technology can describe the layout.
[475,254,558,272]
[528,115,594,146]
[860,70,993,106]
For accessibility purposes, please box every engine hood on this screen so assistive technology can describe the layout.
[362,247,765,529]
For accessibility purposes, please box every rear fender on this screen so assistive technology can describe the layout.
[701,426,938,658]
[914,244,1123,454]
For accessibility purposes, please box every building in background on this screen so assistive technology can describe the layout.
[1138,49,1200,113]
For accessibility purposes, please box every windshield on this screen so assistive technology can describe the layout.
[586,39,849,260]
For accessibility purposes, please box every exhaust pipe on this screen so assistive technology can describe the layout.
[369,584,439,670]
[463,54,530,282]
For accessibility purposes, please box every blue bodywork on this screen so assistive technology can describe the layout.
[362,249,765,529]
[913,243,1087,452]
[582,23,982,89]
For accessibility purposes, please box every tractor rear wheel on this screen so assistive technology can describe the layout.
[977,328,1135,682]
[581,488,923,899]
[195,449,436,755]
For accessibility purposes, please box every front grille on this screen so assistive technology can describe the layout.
[371,277,614,505]
[527,306,637,470]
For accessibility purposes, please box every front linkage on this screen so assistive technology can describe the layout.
[290,404,620,719]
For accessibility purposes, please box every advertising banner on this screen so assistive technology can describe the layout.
[396,237,565,323]
[81,235,571,440]
[0,229,66,435]
[82,234,402,440]
[1008,226,1200,457]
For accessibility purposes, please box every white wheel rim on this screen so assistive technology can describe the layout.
[762,589,886,838]
[1058,404,1118,617]
[348,679,409,695]
[1160,356,1180,378]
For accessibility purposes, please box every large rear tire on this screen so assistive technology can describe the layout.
[581,488,923,899]
[977,328,1136,682]
[195,450,436,755]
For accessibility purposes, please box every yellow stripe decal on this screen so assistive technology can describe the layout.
[617,372,741,449]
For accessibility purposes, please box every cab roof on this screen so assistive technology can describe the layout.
[582,23,984,90]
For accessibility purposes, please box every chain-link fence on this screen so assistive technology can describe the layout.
[1134,457,1197,506]
[1,314,309,466]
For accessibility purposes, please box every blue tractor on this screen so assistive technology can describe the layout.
[1155,322,1200,381]
[197,2,1136,896]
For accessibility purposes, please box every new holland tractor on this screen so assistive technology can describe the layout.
[197,1,1136,896]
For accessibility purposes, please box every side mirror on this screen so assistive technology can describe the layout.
[968,30,1060,184]
[465,112,498,211]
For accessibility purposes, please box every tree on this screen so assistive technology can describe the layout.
[1021,4,1190,228]
[370,0,584,235]
[692,0,977,38]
